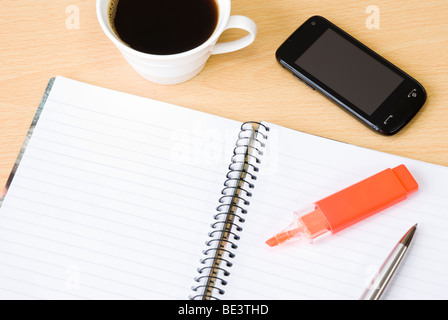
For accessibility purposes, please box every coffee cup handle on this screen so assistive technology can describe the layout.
[212,15,257,55]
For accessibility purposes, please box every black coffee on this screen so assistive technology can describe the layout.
[109,0,219,55]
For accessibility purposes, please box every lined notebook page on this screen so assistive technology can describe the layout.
[226,122,448,300]
[0,76,241,299]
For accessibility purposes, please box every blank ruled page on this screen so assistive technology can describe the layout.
[0,77,241,299]
[225,122,448,300]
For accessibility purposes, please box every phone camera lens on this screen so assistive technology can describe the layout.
[311,21,316,26]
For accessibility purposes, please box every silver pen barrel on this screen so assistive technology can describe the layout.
[360,224,417,300]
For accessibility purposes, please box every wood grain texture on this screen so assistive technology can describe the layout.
[1,0,447,189]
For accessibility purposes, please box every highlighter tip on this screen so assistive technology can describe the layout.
[266,228,302,247]
[266,236,279,247]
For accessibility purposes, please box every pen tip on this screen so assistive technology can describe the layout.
[400,224,418,247]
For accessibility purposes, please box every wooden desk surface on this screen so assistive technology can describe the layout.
[1,0,447,188]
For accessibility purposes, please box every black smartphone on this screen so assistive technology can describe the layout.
[276,16,426,135]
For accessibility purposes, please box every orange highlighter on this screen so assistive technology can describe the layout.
[266,165,418,247]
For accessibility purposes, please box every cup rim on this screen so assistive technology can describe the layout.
[96,0,230,60]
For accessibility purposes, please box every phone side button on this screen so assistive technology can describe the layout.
[304,81,315,90]
[293,74,315,90]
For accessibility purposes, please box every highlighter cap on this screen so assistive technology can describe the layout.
[392,164,418,194]
[316,165,418,234]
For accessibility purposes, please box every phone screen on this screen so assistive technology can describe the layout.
[295,29,404,116]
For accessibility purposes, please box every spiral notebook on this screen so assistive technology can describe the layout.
[0,76,447,300]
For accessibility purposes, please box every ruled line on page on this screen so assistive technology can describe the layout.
[0,76,242,299]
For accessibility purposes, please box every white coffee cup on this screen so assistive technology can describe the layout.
[96,0,257,85]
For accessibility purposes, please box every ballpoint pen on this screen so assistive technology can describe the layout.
[360,224,417,300]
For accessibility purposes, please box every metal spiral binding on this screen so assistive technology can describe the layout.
[190,121,269,300]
